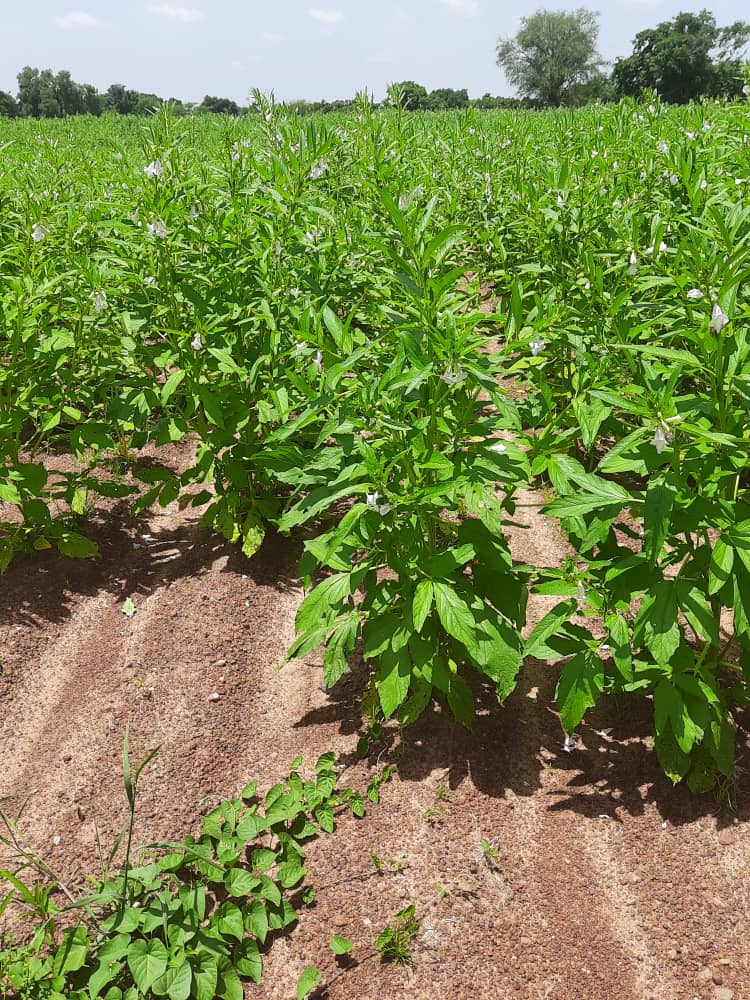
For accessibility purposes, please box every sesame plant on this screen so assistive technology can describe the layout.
[1,92,749,790]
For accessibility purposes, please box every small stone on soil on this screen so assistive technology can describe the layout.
[208,692,221,702]
[718,829,737,846]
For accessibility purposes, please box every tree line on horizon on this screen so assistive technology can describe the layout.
[0,8,748,120]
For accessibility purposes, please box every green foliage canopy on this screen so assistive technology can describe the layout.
[496,8,604,107]
[612,9,750,103]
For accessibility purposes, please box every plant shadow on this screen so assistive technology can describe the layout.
[293,657,748,828]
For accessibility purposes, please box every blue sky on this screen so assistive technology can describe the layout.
[1,1,747,104]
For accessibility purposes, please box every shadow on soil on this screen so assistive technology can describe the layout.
[0,500,300,631]
[294,658,748,829]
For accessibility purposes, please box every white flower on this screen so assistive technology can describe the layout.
[699,178,708,191]
[652,424,672,455]
[686,288,703,301]
[31,223,48,243]
[290,287,301,300]
[490,441,507,454]
[144,159,163,179]
[529,339,546,356]
[313,349,323,371]
[656,140,669,155]
[743,85,750,97]
[398,195,407,210]
[702,121,712,133]
[441,365,466,386]
[640,170,648,181]
[189,205,199,221]
[147,218,168,238]
[309,158,328,180]
[294,341,305,356]
[591,149,598,158]
[669,174,679,186]
[710,303,729,334]
[366,491,390,516]
[557,194,564,207]
[114,151,123,161]
[563,733,580,753]
[190,333,203,351]
[576,581,587,605]
[628,251,638,276]
[645,242,667,255]
[91,290,107,313]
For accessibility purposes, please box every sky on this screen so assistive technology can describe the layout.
[0,1,747,105]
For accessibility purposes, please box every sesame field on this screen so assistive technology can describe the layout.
[1,96,750,999]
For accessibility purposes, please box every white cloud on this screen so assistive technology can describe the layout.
[308,8,343,24]
[149,5,204,23]
[440,0,479,15]
[54,10,98,28]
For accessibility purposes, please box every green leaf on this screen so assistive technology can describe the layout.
[234,939,262,983]
[295,573,351,633]
[643,478,675,564]
[216,902,245,940]
[545,476,632,518]
[224,866,257,898]
[53,926,90,976]
[447,672,475,729]
[297,965,323,1000]
[127,939,168,994]
[412,580,433,633]
[190,955,218,1000]
[606,613,633,682]
[152,962,192,1000]
[376,647,411,719]
[675,582,719,644]
[433,581,476,648]
[654,728,691,785]
[523,600,577,660]
[58,532,99,559]
[654,679,704,754]
[556,651,604,732]
[244,899,269,943]
[708,537,734,595]
[641,582,680,664]
[330,935,353,955]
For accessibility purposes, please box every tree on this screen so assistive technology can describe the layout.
[104,83,139,115]
[199,95,240,114]
[391,81,429,110]
[496,8,603,107]
[17,66,41,117]
[613,10,750,103]
[427,87,469,110]
[0,91,18,117]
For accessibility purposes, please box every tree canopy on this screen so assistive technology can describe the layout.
[612,10,750,103]
[496,8,604,107]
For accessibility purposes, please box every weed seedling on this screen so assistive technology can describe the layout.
[376,904,421,964]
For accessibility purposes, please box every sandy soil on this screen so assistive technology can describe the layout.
[1,445,749,1000]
